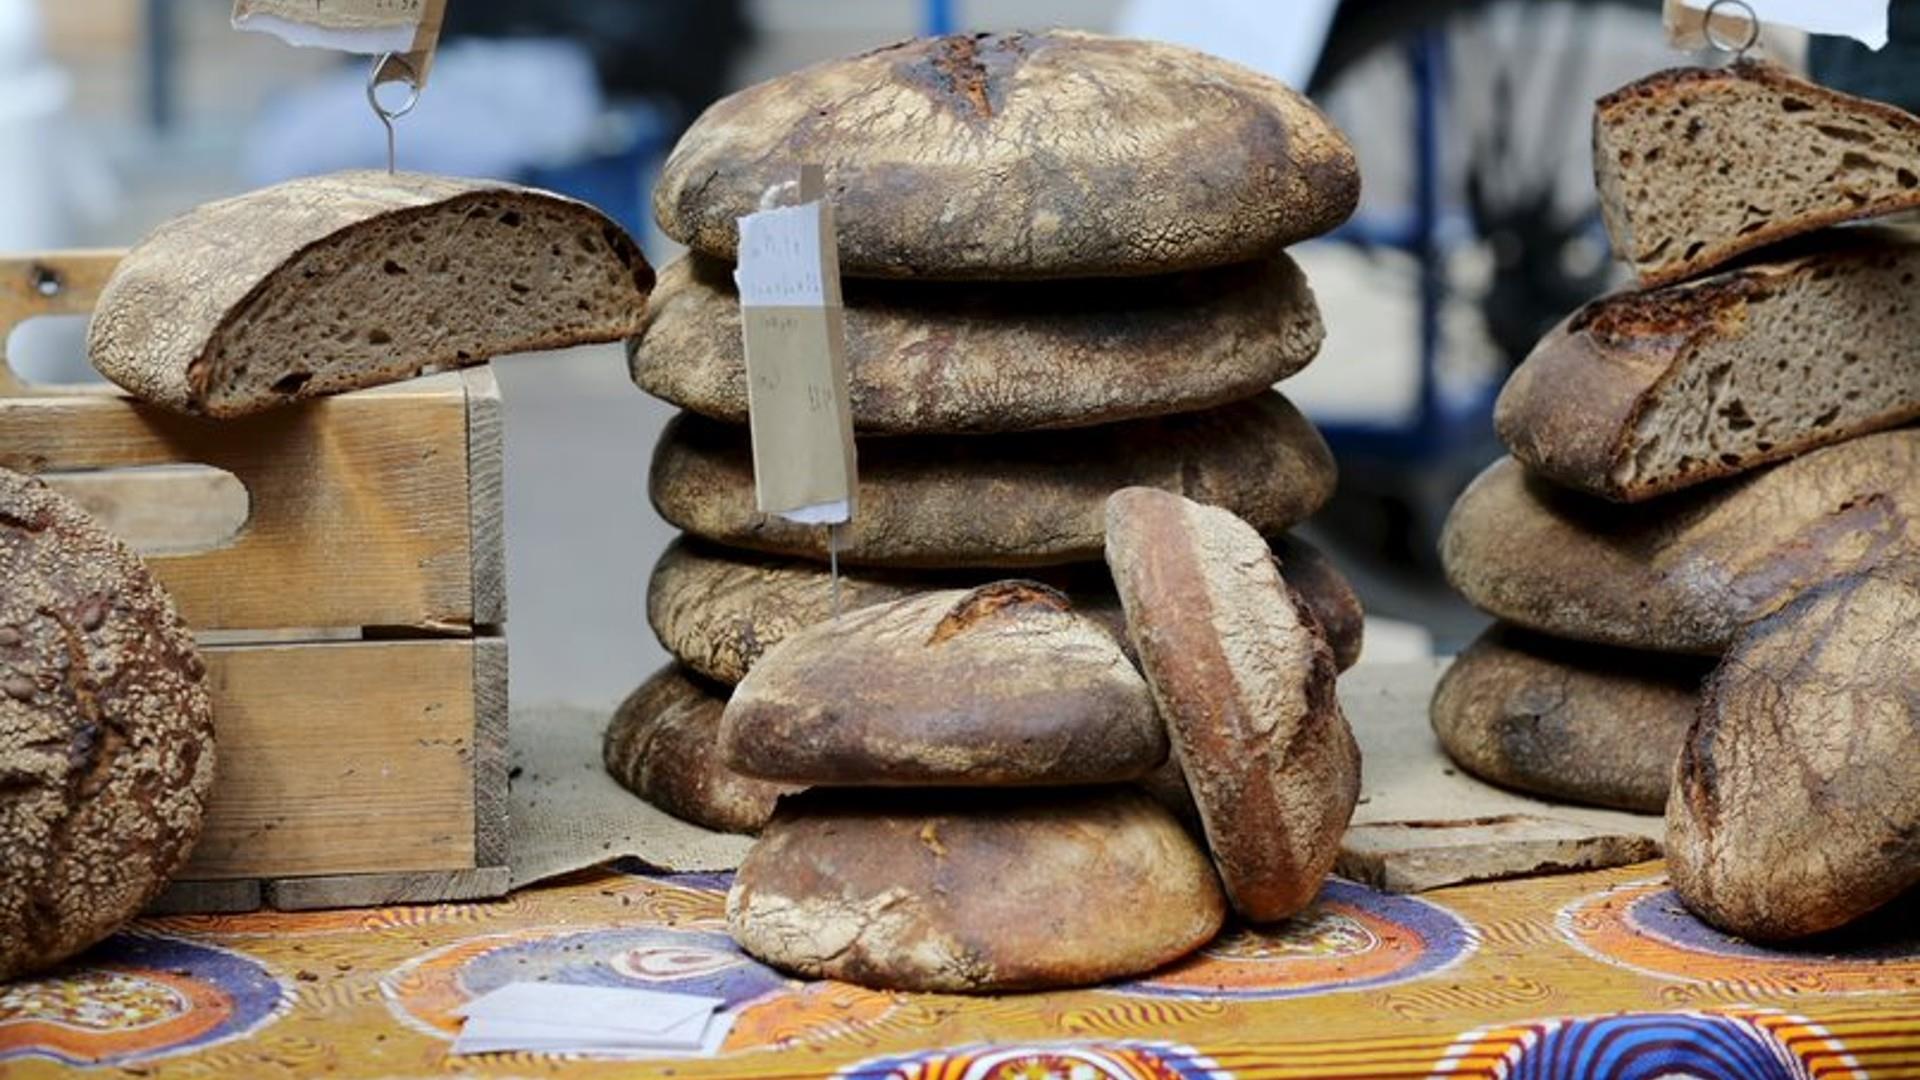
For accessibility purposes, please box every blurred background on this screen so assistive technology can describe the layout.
[6,0,1841,703]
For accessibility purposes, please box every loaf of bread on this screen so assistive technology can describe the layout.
[720,582,1164,787]
[1498,231,1920,502]
[1105,488,1359,923]
[1442,435,1920,653]
[89,171,653,417]
[603,666,796,835]
[1430,625,1705,814]
[1,469,215,981]
[656,31,1356,279]
[1667,566,1920,940]
[727,787,1225,992]
[1596,61,1920,287]
[647,533,1363,686]
[634,253,1322,435]
[652,391,1336,568]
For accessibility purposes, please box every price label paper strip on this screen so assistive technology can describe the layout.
[1663,0,1888,51]
[234,0,448,84]
[734,170,858,526]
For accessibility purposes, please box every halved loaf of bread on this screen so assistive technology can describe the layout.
[1597,61,1920,288]
[1498,230,1920,501]
[89,171,653,417]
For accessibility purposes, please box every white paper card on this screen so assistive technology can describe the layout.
[453,983,722,1033]
[734,203,839,308]
[1676,0,1888,49]
[230,13,416,56]
[453,1014,736,1058]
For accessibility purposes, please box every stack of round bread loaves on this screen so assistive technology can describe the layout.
[1436,61,1920,941]
[610,30,1368,843]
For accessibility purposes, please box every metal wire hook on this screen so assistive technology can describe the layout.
[366,52,421,174]
[1703,0,1762,59]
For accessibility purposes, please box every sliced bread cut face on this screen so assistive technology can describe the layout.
[1596,61,1920,288]
[89,170,653,417]
[1499,232,1920,501]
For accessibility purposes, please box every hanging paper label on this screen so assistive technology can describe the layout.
[734,167,858,526]
[1664,0,1888,51]
[233,0,448,84]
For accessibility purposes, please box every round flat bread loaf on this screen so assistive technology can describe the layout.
[728,786,1225,992]
[633,253,1322,435]
[1442,433,1920,653]
[1430,625,1705,814]
[603,666,796,835]
[720,582,1163,786]
[655,31,1357,279]
[1667,566,1920,940]
[1,469,215,981]
[1104,487,1360,923]
[647,534,1362,686]
[651,391,1335,568]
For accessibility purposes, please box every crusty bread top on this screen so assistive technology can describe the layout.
[1,467,214,981]
[88,170,652,415]
[655,30,1357,279]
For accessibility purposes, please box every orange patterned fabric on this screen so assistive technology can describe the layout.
[3,861,1917,1078]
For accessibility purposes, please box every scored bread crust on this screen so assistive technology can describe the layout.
[727,786,1225,992]
[718,582,1165,787]
[632,252,1323,435]
[1498,234,1920,502]
[650,391,1336,569]
[603,665,796,835]
[1442,436,1920,654]
[646,533,1363,687]
[1,468,215,981]
[1667,566,1920,940]
[655,30,1357,279]
[1104,487,1360,923]
[89,170,653,417]
[1430,624,1706,814]
[1596,61,1920,288]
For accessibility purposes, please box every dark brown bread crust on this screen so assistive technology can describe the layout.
[89,170,653,417]
[1441,436,1920,654]
[632,253,1323,435]
[719,582,1164,786]
[0,468,215,981]
[646,533,1362,686]
[1104,487,1360,923]
[1430,625,1706,814]
[1498,235,1920,501]
[1596,61,1920,288]
[602,666,796,835]
[650,391,1336,569]
[1668,566,1920,940]
[656,30,1357,279]
[727,786,1225,992]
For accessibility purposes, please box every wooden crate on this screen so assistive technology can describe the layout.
[0,251,509,912]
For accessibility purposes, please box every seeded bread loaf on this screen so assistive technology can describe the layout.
[1442,435,1920,653]
[89,170,653,417]
[1431,625,1705,814]
[1105,488,1360,923]
[651,391,1336,569]
[657,30,1357,279]
[1667,566,1920,940]
[1596,61,1920,287]
[603,666,796,835]
[1,468,215,981]
[1498,231,1920,501]
[646,533,1363,686]
[633,252,1322,435]
[727,786,1225,992]
[720,582,1164,787]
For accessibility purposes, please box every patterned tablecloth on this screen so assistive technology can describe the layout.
[3,859,1917,1079]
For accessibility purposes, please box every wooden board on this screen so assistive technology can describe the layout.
[1337,815,1662,894]
[0,250,121,395]
[182,638,488,880]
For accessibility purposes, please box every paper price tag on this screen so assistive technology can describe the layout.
[1664,0,1888,51]
[735,169,858,526]
[233,0,448,84]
